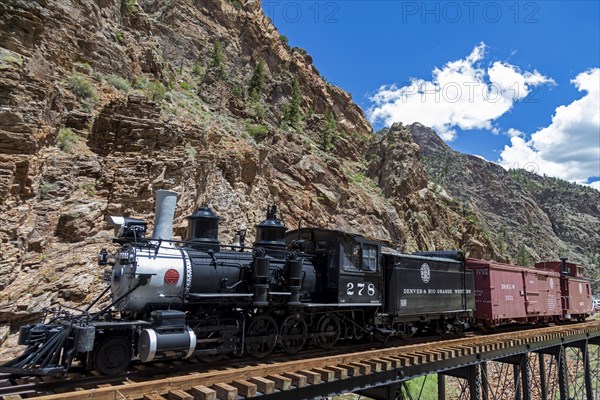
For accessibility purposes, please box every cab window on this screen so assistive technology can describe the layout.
[362,244,378,272]
[341,243,360,271]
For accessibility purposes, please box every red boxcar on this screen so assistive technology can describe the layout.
[466,259,562,327]
[535,260,593,320]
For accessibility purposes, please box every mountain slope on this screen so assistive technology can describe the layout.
[409,122,600,287]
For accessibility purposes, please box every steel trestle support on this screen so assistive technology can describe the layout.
[261,327,600,400]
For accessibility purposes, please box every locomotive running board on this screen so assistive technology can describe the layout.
[304,303,382,307]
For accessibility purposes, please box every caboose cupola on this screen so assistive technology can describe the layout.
[186,205,221,252]
[254,205,287,258]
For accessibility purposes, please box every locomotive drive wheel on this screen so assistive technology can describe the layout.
[92,336,132,375]
[314,314,341,349]
[246,315,278,358]
[280,314,307,354]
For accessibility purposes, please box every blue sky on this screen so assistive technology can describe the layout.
[263,1,600,188]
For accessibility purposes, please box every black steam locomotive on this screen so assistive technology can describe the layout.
[2,190,474,376]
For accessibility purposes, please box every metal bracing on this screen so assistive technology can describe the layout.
[371,346,599,400]
[437,373,446,400]
[480,362,489,400]
[557,345,569,400]
[264,327,600,400]
[563,340,600,400]
[538,353,548,400]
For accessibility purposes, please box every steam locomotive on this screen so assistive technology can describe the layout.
[1,191,593,376]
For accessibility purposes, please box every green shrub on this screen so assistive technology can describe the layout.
[179,81,190,90]
[68,74,98,110]
[38,180,57,199]
[279,35,289,45]
[115,30,125,44]
[250,101,266,121]
[146,80,167,102]
[226,0,242,9]
[247,124,269,139]
[192,62,204,77]
[105,74,131,92]
[124,0,137,12]
[0,48,23,67]
[134,75,149,89]
[56,128,78,153]
[185,142,197,162]
[79,182,96,196]
[74,61,92,70]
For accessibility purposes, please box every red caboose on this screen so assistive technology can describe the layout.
[466,259,562,327]
[535,259,593,321]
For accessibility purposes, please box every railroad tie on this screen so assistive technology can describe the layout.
[313,368,335,382]
[143,393,168,400]
[231,380,257,398]
[339,363,360,377]
[372,358,393,371]
[267,374,292,391]
[249,377,275,394]
[328,366,349,379]
[380,357,402,368]
[190,385,217,400]
[167,389,194,400]
[212,383,238,400]
[298,370,322,385]
[282,372,307,388]
[363,360,382,372]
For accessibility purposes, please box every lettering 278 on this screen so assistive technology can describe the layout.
[346,282,376,296]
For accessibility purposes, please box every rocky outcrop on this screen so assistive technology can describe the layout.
[409,122,600,283]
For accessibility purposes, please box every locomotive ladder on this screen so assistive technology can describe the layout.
[9,320,600,400]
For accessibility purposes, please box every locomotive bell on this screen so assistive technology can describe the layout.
[186,206,221,252]
[253,205,287,259]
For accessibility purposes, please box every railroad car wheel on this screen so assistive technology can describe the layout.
[92,336,132,375]
[314,315,341,349]
[246,315,278,358]
[280,314,307,354]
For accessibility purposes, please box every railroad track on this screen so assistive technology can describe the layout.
[0,331,456,399]
[2,321,600,400]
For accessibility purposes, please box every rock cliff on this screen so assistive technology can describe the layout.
[409,122,600,286]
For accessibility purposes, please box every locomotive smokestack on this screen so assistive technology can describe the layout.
[152,190,178,241]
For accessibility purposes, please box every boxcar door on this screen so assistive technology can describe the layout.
[522,269,540,314]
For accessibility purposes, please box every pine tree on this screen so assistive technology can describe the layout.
[248,61,265,102]
[210,41,227,80]
[321,111,336,151]
[284,78,302,126]
[517,243,532,267]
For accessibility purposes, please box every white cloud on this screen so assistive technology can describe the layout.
[506,128,525,138]
[367,42,555,141]
[499,68,600,186]
[585,180,600,191]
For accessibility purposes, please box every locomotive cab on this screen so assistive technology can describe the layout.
[286,228,383,306]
